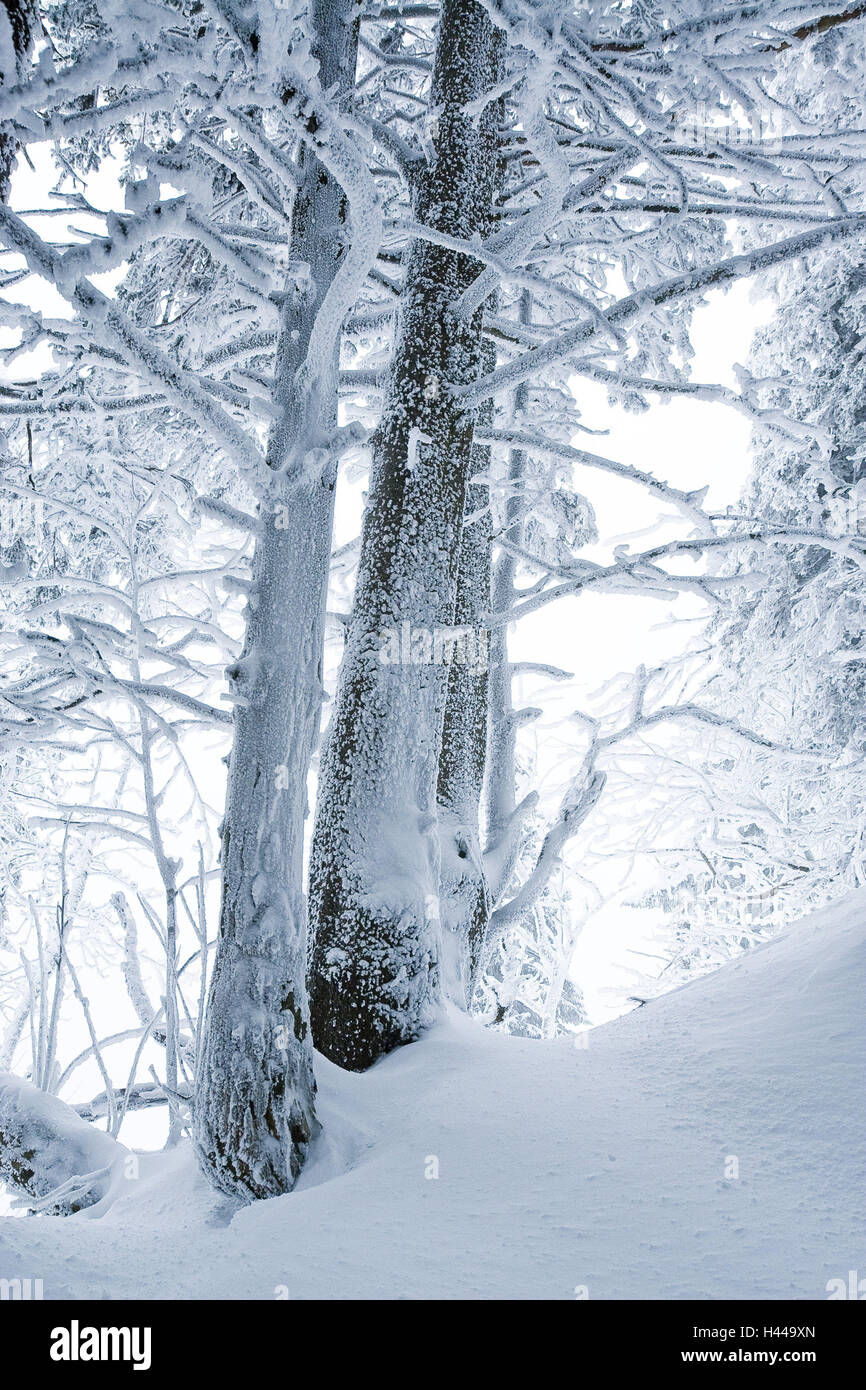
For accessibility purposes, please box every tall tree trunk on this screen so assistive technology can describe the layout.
[308,0,503,1071]
[194,0,358,1199]
[436,348,494,1000]
[484,294,532,869]
[477,293,539,1013]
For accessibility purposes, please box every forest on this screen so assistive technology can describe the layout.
[0,0,863,1307]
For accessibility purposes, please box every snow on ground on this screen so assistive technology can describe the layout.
[1,893,863,1300]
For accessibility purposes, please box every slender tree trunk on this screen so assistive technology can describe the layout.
[476,293,543,1013]
[436,347,494,999]
[136,695,182,1146]
[484,294,532,867]
[194,0,358,1199]
[308,0,503,1071]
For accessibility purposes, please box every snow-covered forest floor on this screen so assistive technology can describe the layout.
[2,891,861,1301]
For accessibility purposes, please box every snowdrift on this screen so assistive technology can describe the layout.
[1,892,863,1299]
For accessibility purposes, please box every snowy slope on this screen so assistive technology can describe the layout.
[1,893,863,1300]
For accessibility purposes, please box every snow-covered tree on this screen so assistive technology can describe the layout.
[0,0,39,199]
[0,0,384,1196]
[309,0,866,1071]
[307,0,504,1069]
[691,16,866,928]
[0,0,865,1211]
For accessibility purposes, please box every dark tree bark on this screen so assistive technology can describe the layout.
[308,0,503,1071]
[0,0,38,200]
